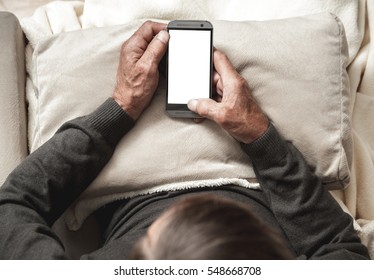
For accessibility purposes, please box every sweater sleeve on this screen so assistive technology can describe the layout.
[241,123,370,260]
[0,98,134,259]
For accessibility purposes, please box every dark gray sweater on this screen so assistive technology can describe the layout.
[0,98,370,259]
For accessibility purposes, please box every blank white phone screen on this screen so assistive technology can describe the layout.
[168,29,211,104]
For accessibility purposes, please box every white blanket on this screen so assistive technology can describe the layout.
[21,0,374,258]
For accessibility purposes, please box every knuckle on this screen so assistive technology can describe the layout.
[132,33,143,43]
[143,20,153,27]
[136,60,150,73]
[137,61,157,80]
[139,20,154,33]
[137,60,146,70]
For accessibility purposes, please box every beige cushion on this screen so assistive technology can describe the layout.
[28,13,351,229]
[0,12,28,186]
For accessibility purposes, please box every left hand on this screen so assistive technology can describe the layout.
[188,49,269,144]
[113,21,169,120]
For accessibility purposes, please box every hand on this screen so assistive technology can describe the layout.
[113,21,169,120]
[187,49,269,144]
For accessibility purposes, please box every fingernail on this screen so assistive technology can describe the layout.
[187,99,198,111]
[156,30,170,44]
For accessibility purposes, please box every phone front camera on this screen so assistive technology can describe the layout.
[200,24,204,27]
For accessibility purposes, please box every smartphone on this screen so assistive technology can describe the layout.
[166,20,213,118]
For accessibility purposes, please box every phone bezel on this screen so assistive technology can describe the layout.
[166,20,214,118]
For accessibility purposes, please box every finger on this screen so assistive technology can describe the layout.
[187,98,220,121]
[213,49,238,79]
[135,21,167,44]
[126,21,166,57]
[213,71,221,85]
[213,71,224,97]
[140,30,169,65]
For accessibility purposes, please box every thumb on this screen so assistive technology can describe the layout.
[188,99,220,121]
[141,30,169,65]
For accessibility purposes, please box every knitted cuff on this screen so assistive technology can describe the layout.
[240,123,289,169]
[85,98,135,147]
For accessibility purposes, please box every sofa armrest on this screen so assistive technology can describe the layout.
[0,12,101,258]
[0,12,28,185]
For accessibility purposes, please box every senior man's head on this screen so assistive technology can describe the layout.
[131,194,293,259]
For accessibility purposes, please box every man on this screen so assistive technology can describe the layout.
[0,21,370,259]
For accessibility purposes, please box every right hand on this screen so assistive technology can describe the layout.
[113,21,169,121]
[187,49,269,144]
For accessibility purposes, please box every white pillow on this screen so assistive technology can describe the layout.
[82,0,363,64]
[28,13,351,229]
